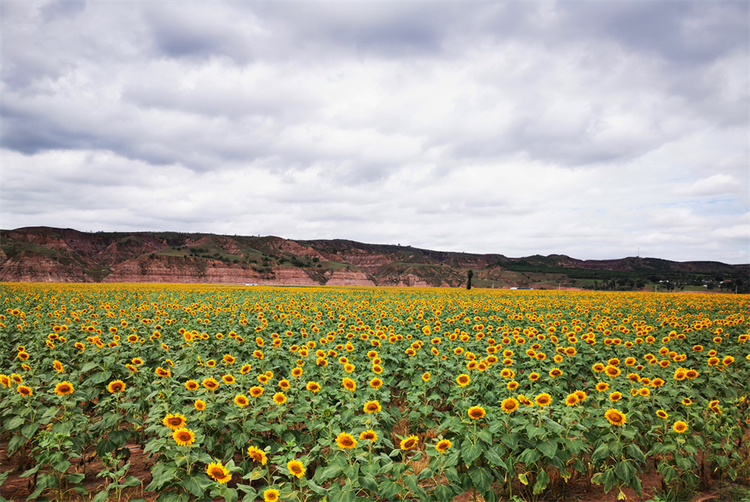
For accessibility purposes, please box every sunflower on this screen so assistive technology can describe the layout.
[202,378,220,391]
[17,385,32,396]
[126,364,138,373]
[287,459,306,479]
[370,377,383,389]
[206,462,231,483]
[604,409,627,426]
[195,400,206,411]
[363,400,381,414]
[467,406,486,419]
[609,391,623,402]
[422,372,430,382]
[185,380,199,391]
[132,358,144,365]
[400,435,419,450]
[291,367,303,377]
[685,369,698,379]
[529,372,540,381]
[234,394,249,407]
[107,380,126,393]
[173,428,196,446]
[342,377,357,392]
[247,445,268,465]
[549,368,563,378]
[535,393,552,407]
[17,351,30,361]
[501,398,519,413]
[336,432,358,449]
[306,381,321,393]
[250,386,264,397]
[264,489,280,502]
[273,392,287,405]
[574,390,587,402]
[11,373,22,384]
[279,379,290,390]
[436,439,452,453]
[672,421,688,433]
[75,342,85,351]
[565,393,579,407]
[722,356,734,366]
[359,430,378,442]
[222,374,235,385]
[656,410,669,419]
[52,360,64,373]
[163,413,187,430]
[344,363,356,373]
[0,375,10,387]
[507,380,519,390]
[223,354,236,365]
[54,381,74,395]
[456,374,471,387]
[155,367,171,378]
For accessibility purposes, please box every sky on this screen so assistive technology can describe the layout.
[1,1,748,264]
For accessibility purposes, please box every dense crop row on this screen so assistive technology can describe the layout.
[0,284,748,502]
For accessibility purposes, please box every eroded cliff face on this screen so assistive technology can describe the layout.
[0,251,92,283]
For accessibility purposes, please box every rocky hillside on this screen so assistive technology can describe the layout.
[1,227,747,290]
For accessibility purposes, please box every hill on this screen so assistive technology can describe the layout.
[1,227,747,291]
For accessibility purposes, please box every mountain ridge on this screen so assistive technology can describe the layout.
[1,226,747,291]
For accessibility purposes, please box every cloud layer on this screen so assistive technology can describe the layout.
[2,1,748,263]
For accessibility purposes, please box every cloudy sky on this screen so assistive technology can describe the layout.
[2,1,748,263]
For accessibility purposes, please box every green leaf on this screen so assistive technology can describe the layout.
[5,416,24,430]
[626,444,646,463]
[602,469,617,493]
[483,446,507,470]
[592,443,609,462]
[477,429,492,444]
[615,461,634,483]
[434,484,453,502]
[21,422,38,439]
[88,371,111,385]
[468,466,492,493]
[360,475,378,492]
[533,470,550,495]
[538,440,557,459]
[518,448,541,465]
[379,481,401,499]
[461,442,482,465]
[501,433,518,450]
[316,466,342,483]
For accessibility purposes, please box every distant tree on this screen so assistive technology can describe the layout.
[467,270,473,290]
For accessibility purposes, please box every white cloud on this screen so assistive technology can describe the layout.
[673,174,741,196]
[1,1,748,263]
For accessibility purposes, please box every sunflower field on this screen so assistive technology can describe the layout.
[0,283,748,502]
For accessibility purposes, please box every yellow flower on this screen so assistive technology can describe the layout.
[467,406,486,419]
[370,377,383,389]
[501,398,519,413]
[604,409,627,427]
[195,400,206,411]
[400,435,419,450]
[609,391,623,402]
[287,459,306,479]
[247,445,268,464]
[206,462,231,483]
[656,410,669,419]
[264,489,280,502]
[422,372,430,382]
[202,378,220,391]
[565,393,579,406]
[363,400,381,414]
[535,393,552,407]
[672,421,688,433]
[222,374,235,385]
[173,428,196,446]
[155,367,171,378]
[359,430,378,442]
[234,394,249,407]
[17,385,33,397]
[342,377,356,392]
[107,380,126,393]
[185,380,199,391]
[436,439,452,453]
[250,386,264,397]
[306,381,321,393]
[163,413,187,430]
[273,392,287,405]
[336,432,358,449]
[54,381,74,395]
[456,374,471,386]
